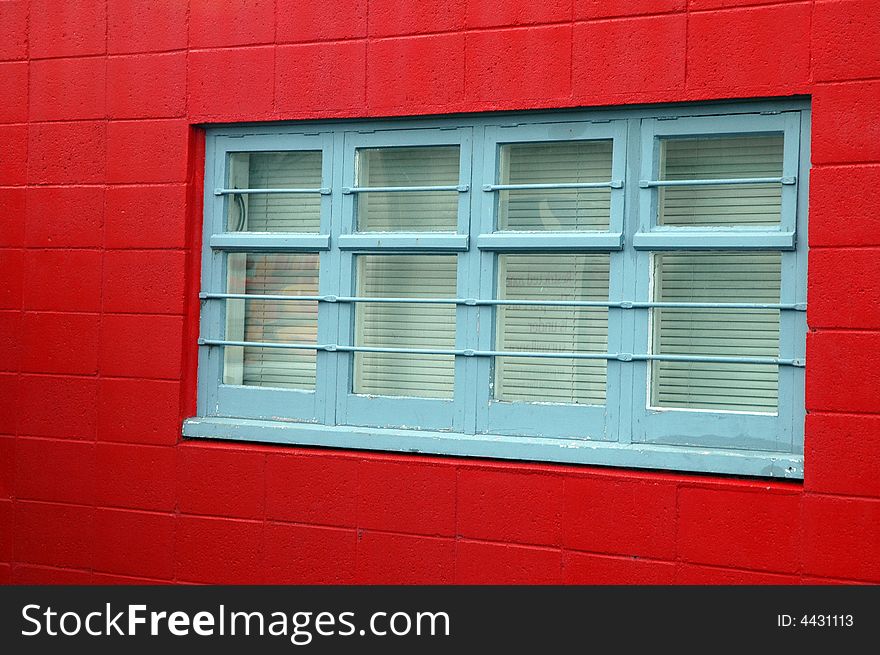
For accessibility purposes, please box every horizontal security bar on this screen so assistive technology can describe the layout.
[199,292,807,311]
[197,339,805,367]
[639,176,796,188]
[215,187,331,195]
[482,181,623,191]
[341,185,469,194]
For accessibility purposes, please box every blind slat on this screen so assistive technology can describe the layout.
[499,140,613,231]
[651,252,781,413]
[354,255,458,399]
[357,146,460,232]
[495,253,610,405]
[225,253,319,390]
[228,151,323,233]
[658,135,785,226]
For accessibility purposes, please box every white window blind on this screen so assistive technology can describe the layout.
[658,135,784,226]
[227,151,322,232]
[651,252,781,413]
[498,140,613,231]
[354,254,458,399]
[224,253,319,390]
[495,253,610,404]
[356,146,460,231]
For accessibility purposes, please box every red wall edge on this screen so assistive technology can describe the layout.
[1,0,879,585]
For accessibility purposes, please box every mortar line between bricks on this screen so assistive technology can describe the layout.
[560,547,675,565]
[91,570,172,583]
[808,327,880,334]
[452,466,460,583]
[173,0,190,589]
[809,162,880,170]
[814,76,880,85]
[798,484,807,576]
[28,117,186,126]
[20,371,183,383]
[24,246,188,252]
[802,490,880,503]
[807,409,880,418]
[105,49,189,59]
[674,560,801,578]
[688,0,811,15]
[22,182,189,188]
[683,6,690,92]
[270,0,278,116]
[809,244,880,250]
[264,517,358,533]
[808,0,814,88]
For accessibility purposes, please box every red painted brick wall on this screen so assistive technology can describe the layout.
[2,0,879,585]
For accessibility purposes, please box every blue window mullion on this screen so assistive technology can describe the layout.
[614,117,645,446]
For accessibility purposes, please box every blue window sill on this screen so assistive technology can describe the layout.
[182,417,804,479]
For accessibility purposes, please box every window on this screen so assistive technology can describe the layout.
[188,100,809,478]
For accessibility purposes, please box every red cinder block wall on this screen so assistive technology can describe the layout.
[1,0,879,585]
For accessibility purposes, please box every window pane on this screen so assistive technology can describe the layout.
[356,146,460,231]
[354,255,457,399]
[651,252,781,413]
[224,253,319,390]
[495,254,610,405]
[658,135,784,226]
[498,140,613,231]
[227,151,322,232]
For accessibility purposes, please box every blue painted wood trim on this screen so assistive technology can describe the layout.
[209,233,331,251]
[182,417,804,479]
[337,233,469,252]
[632,231,796,251]
[476,232,624,251]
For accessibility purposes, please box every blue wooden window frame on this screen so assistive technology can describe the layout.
[188,99,810,479]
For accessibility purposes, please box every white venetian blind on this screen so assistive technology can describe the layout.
[658,135,784,226]
[495,254,610,404]
[498,140,613,231]
[356,146,460,231]
[651,252,781,413]
[224,253,319,390]
[354,255,457,399]
[227,151,322,232]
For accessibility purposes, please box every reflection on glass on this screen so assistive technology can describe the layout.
[651,252,781,413]
[658,135,784,226]
[226,151,322,233]
[356,146,460,231]
[353,255,457,399]
[224,252,319,390]
[494,253,609,405]
[497,140,613,231]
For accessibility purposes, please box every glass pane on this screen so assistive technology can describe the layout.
[354,255,457,399]
[651,252,781,413]
[224,252,319,390]
[495,254,610,405]
[658,135,784,226]
[356,146,459,231]
[498,140,613,231]
[226,151,322,232]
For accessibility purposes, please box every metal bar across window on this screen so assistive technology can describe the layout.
[482,181,623,191]
[198,339,805,367]
[639,176,795,188]
[214,187,331,195]
[341,184,469,194]
[199,292,807,311]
